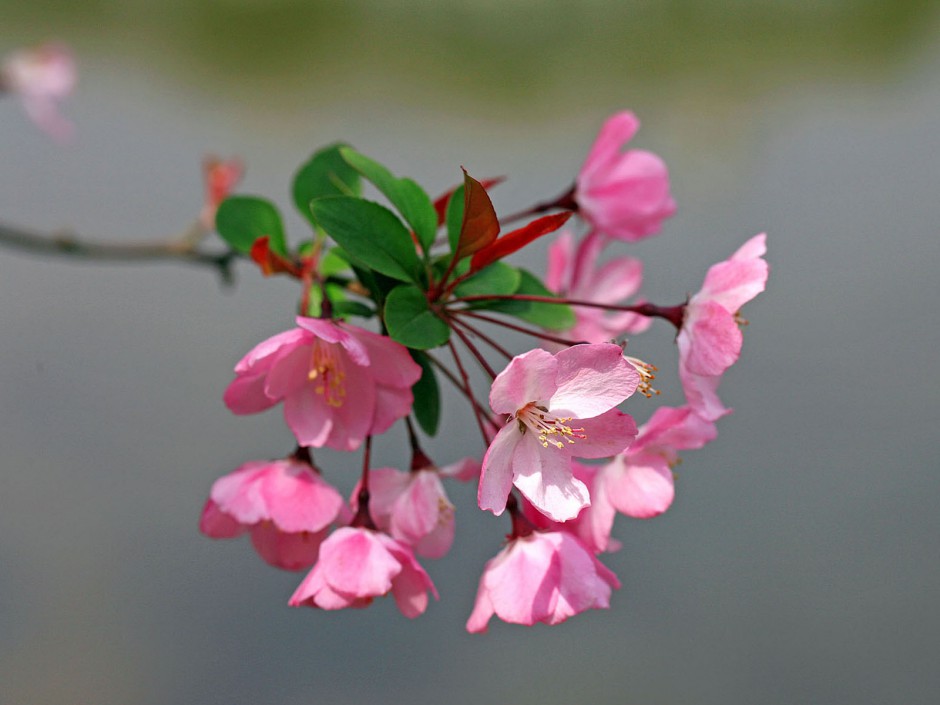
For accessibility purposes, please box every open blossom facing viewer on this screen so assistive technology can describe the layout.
[289,527,438,618]
[466,525,620,633]
[574,111,676,242]
[479,344,640,522]
[0,42,75,140]
[678,234,769,420]
[224,317,422,451]
[199,451,345,570]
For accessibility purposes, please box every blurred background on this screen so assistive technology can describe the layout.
[1,1,939,703]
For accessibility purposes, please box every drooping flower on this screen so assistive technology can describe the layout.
[199,452,346,570]
[574,111,676,242]
[478,344,639,522]
[352,457,477,559]
[289,527,438,618]
[545,229,651,343]
[677,234,769,420]
[466,530,620,633]
[223,317,422,451]
[603,404,718,519]
[0,42,75,141]
[200,156,244,230]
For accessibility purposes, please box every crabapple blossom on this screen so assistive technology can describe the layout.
[574,111,676,241]
[0,42,75,140]
[355,466,452,559]
[466,529,620,632]
[479,343,639,522]
[678,234,769,420]
[223,317,421,450]
[199,453,345,570]
[200,156,244,230]
[288,527,438,618]
[545,229,651,343]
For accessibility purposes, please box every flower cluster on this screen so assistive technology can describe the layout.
[196,110,768,630]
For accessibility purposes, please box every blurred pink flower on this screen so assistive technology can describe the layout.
[478,344,639,522]
[575,111,675,241]
[466,530,619,632]
[545,229,651,343]
[224,317,422,450]
[199,455,345,570]
[289,527,438,618]
[200,156,244,230]
[678,234,769,420]
[0,42,75,141]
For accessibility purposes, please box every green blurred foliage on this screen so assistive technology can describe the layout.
[1,0,936,115]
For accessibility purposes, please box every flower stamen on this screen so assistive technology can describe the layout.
[516,402,586,449]
[625,355,659,398]
[308,340,347,407]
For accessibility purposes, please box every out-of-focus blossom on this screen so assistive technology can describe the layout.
[466,530,619,632]
[545,230,651,343]
[678,234,769,420]
[289,527,438,618]
[478,344,639,522]
[0,42,76,141]
[223,317,422,451]
[574,111,675,241]
[200,156,244,230]
[199,455,345,570]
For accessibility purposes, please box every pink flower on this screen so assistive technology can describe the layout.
[288,527,438,618]
[545,230,651,343]
[200,156,244,230]
[603,405,718,519]
[478,344,639,522]
[466,530,620,632]
[223,317,422,450]
[678,234,769,420]
[199,454,345,570]
[356,466,455,559]
[0,43,75,141]
[575,111,675,242]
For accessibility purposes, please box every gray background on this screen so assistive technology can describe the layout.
[1,2,939,704]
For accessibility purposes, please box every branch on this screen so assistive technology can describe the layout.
[0,220,240,284]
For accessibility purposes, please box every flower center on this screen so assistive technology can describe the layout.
[516,403,585,449]
[307,339,347,407]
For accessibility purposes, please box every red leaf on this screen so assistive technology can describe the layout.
[470,212,573,272]
[433,176,505,226]
[455,169,501,260]
[250,236,301,277]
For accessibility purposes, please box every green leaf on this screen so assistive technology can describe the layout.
[339,148,438,255]
[453,261,521,298]
[292,144,362,228]
[330,300,374,319]
[445,184,465,253]
[215,196,287,256]
[485,269,576,330]
[384,284,451,350]
[311,197,423,284]
[319,247,351,277]
[410,351,441,436]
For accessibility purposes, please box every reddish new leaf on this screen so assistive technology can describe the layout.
[250,236,302,277]
[470,211,573,272]
[433,176,505,226]
[455,170,501,260]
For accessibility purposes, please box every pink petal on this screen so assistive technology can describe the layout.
[295,317,370,367]
[349,326,422,388]
[261,463,343,533]
[605,455,675,519]
[684,301,743,376]
[549,344,638,418]
[633,405,718,454]
[198,498,248,538]
[249,523,326,571]
[545,230,575,293]
[571,409,638,459]
[699,256,769,314]
[512,433,589,522]
[223,373,278,415]
[282,386,335,448]
[208,460,271,525]
[233,328,308,375]
[319,528,401,597]
[489,348,558,414]
[578,111,640,183]
[478,424,521,516]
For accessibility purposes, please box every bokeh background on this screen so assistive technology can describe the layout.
[2,2,939,704]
